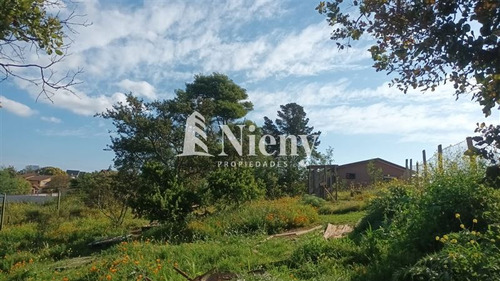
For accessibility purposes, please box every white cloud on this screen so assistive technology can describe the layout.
[117,79,156,99]
[14,80,128,116]
[0,96,36,117]
[247,81,486,144]
[7,0,374,117]
[249,23,371,79]
[41,116,62,123]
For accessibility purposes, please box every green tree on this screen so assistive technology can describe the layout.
[205,168,265,208]
[0,0,86,98]
[317,0,500,116]
[263,103,321,195]
[98,73,254,222]
[47,173,70,191]
[0,168,31,194]
[171,73,253,126]
[367,160,383,185]
[263,103,321,158]
[38,166,65,176]
[74,170,131,226]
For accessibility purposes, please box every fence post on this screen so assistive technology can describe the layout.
[405,159,409,180]
[438,144,443,173]
[0,194,6,231]
[466,137,477,171]
[334,165,338,201]
[410,159,413,183]
[422,149,428,182]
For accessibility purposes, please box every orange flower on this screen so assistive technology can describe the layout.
[106,275,112,280]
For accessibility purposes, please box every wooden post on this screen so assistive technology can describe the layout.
[334,165,338,201]
[438,144,443,173]
[323,165,327,199]
[57,190,61,216]
[0,194,6,231]
[466,137,477,170]
[405,159,409,180]
[422,150,427,181]
[410,159,413,182]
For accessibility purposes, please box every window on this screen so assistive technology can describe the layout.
[346,173,356,179]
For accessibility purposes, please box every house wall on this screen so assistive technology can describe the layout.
[337,161,406,187]
[39,179,51,188]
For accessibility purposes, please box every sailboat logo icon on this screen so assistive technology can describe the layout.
[177,111,213,157]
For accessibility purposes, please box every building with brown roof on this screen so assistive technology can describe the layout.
[308,158,409,198]
[22,175,52,193]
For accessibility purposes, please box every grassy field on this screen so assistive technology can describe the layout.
[0,192,367,281]
[2,166,499,281]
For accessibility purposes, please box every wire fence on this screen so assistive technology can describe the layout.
[427,139,470,168]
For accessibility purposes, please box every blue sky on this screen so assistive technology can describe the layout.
[0,0,497,172]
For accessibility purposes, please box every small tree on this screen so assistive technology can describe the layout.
[38,166,66,176]
[75,171,130,226]
[47,174,70,191]
[0,167,31,194]
[205,168,265,208]
[367,160,383,185]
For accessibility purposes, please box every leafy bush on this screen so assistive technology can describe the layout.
[205,168,265,207]
[396,224,500,280]
[350,162,500,280]
[301,194,327,208]
[393,167,500,254]
[353,182,414,236]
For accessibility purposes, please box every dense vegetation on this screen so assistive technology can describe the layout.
[0,158,499,280]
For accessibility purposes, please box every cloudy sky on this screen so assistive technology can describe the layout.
[0,0,497,171]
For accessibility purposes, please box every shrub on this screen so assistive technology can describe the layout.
[353,182,414,236]
[205,168,265,207]
[396,224,500,280]
[301,194,327,208]
[393,167,500,254]
[351,161,500,280]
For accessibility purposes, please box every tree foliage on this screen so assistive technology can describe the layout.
[205,168,265,207]
[38,166,65,175]
[263,103,321,195]
[473,123,500,164]
[73,170,131,226]
[317,0,500,116]
[0,0,87,98]
[98,73,255,222]
[0,167,31,194]
[263,103,321,157]
[46,173,69,191]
